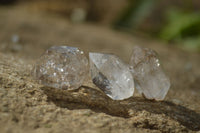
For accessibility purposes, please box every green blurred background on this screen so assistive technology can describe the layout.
[1,0,200,51]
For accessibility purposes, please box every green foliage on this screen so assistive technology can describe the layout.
[114,0,200,51]
[160,9,200,40]
[160,9,200,51]
[181,37,200,51]
[114,0,156,29]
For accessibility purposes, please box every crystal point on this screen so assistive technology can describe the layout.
[130,46,170,101]
[89,52,134,100]
[32,46,88,90]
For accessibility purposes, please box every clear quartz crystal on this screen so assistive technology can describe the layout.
[129,46,170,101]
[32,46,88,90]
[89,52,134,100]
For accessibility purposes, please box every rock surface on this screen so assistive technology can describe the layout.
[0,6,200,133]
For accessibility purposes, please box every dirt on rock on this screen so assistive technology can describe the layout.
[0,5,200,133]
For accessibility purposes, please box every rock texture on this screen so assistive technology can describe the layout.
[0,6,200,133]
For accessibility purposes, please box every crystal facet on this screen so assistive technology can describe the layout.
[32,46,88,90]
[89,52,134,100]
[129,46,170,101]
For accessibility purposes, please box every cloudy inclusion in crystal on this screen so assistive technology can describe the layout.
[129,46,170,101]
[89,52,134,100]
[32,46,88,90]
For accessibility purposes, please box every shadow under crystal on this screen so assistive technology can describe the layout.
[42,86,200,131]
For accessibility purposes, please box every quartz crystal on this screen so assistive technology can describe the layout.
[129,46,170,101]
[89,52,134,100]
[32,46,88,90]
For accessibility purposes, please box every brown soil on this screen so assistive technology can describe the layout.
[0,5,200,133]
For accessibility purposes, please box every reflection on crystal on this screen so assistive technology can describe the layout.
[129,46,170,101]
[89,52,134,100]
[32,46,88,90]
